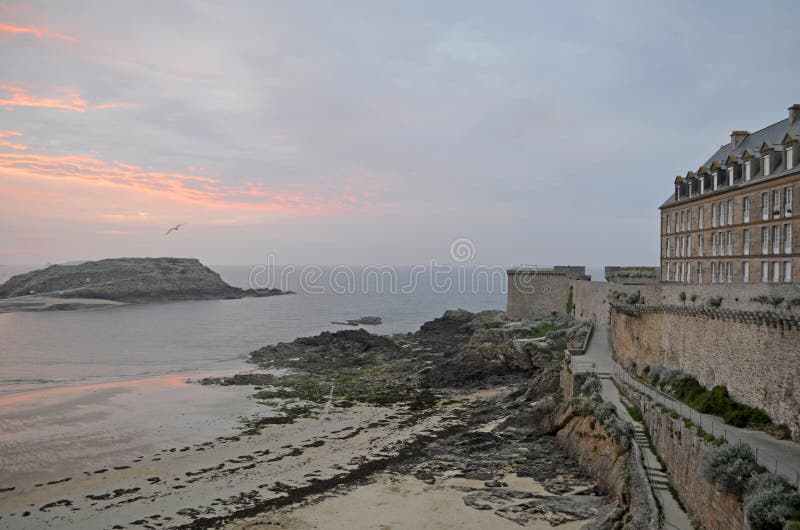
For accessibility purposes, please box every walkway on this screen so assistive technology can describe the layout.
[581,323,800,488]
[600,376,693,530]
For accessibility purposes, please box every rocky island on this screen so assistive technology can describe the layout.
[0,257,292,312]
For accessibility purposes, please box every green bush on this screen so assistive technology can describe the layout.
[703,442,755,495]
[580,375,601,396]
[744,473,800,530]
[594,401,617,423]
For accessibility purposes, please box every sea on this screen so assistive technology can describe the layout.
[0,265,509,397]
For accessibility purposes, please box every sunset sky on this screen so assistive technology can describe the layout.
[1,0,799,267]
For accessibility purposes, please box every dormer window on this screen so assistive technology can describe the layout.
[713,172,719,190]
[787,146,794,170]
[745,161,752,181]
[763,154,770,176]
[700,177,705,194]
[727,167,734,186]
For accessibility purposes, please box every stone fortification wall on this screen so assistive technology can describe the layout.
[619,383,747,530]
[611,303,800,440]
[506,269,572,319]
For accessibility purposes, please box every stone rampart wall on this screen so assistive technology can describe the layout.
[619,383,747,530]
[611,303,800,440]
[506,271,571,319]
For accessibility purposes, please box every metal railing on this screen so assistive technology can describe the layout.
[611,361,800,488]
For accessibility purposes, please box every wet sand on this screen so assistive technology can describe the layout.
[0,376,511,528]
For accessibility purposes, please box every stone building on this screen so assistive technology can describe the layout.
[660,104,800,285]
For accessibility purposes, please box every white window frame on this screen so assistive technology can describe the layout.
[743,229,750,256]
[785,187,793,217]
[761,261,769,283]
[699,206,704,229]
[727,199,733,225]
[727,262,733,283]
[712,203,718,227]
[743,261,750,283]
[787,146,794,170]
[713,172,719,190]
[762,227,769,255]
[711,262,717,284]
[762,192,769,221]
[727,231,733,256]
[698,234,704,257]
[773,225,781,255]
[697,261,703,283]
[745,161,752,181]
[720,202,726,226]
[785,224,792,254]
[666,262,670,282]
[784,261,792,283]
[773,261,780,283]
[728,167,734,186]
[763,155,770,176]
[700,177,705,194]
[743,197,750,223]
[711,232,717,256]
[773,190,781,218]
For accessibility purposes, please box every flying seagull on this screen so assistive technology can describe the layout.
[165,223,184,235]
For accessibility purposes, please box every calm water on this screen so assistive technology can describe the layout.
[0,265,506,396]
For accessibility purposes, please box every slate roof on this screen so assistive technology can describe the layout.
[660,109,800,209]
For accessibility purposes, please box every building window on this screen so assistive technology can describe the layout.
[697,261,703,283]
[727,231,733,256]
[666,214,671,234]
[711,262,716,284]
[713,172,719,190]
[688,209,692,231]
[728,167,734,186]
[785,261,792,283]
[787,146,794,170]
[785,224,792,254]
[687,262,692,283]
[743,197,750,223]
[700,177,706,194]
[666,262,670,282]
[773,190,781,218]
[675,262,680,282]
[675,214,679,233]
[773,261,780,283]
[687,235,692,257]
[743,229,750,256]
[761,261,769,282]
[711,233,717,256]
[773,225,781,254]
[742,261,750,283]
[762,192,769,220]
[712,203,718,227]
[727,199,733,225]
[745,161,752,181]
[727,262,733,283]
[762,227,769,255]
[720,202,727,226]
[785,187,793,217]
[699,206,704,229]
[763,155,770,176]
[698,234,704,256]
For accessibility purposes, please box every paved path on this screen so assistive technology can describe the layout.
[580,322,800,487]
[599,375,692,530]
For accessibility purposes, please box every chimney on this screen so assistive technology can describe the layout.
[789,104,800,125]
[730,130,749,150]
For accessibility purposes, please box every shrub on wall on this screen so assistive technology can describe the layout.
[703,442,755,495]
[744,474,800,530]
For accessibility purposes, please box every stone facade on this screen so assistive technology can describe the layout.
[661,104,800,287]
[506,268,575,319]
[611,304,800,440]
[619,383,747,530]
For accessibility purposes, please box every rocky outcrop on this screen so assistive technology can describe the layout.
[0,258,292,304]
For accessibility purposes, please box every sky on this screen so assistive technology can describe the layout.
[1,0,799,268]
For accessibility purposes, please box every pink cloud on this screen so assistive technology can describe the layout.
[0,85,130,112]
[0,23,75,42]
[0,132,374,214]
